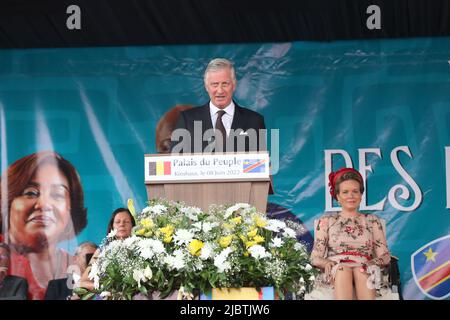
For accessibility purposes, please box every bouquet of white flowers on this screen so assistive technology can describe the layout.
[77,199,318,300]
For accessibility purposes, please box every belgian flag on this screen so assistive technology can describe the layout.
[149,161,171,176]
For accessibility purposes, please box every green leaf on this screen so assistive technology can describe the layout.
[82,292,96,300]
[139,286,148,296]
[73,287,89,296]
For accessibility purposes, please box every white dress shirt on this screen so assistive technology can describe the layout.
[209,101,235,136]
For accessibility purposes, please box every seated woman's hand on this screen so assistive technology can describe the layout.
[69,293,81,300]
[324,259,337,277]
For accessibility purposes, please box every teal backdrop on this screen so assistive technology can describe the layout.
[1,37,449,299]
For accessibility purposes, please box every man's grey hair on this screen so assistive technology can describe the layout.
[204,58,236,84]
[74,241,98,256]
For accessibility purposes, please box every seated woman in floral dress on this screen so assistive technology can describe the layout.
[71,208,135,296]
[310,168,391,300]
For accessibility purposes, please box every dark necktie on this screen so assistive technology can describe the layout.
[215,110,227,152]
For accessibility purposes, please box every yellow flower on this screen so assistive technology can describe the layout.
[188,239,204,256]
[159,225,174,236]
[245,240,257,248]
[223,222,234,230]
[163,235,173,243]
[135,228,146,236]
[219,235,233,248]
[243,251,249,257]
[254,215,268,228]
[230,216,242,224]
[144,231,153,237]
[140,218,154,229]
[247,228,258,238]
[253,235,265,244]
[239,234,247,242]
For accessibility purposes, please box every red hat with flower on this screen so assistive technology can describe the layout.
[328,167,363,200]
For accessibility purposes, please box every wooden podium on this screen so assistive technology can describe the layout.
[144,152,273,213]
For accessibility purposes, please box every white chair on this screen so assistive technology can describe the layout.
[304,218,400,300]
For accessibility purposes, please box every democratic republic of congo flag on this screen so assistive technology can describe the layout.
[243,159,266,173]
[411,235,450,299]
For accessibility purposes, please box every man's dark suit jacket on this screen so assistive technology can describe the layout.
[171,102,266,153]
[0,275,28,300]
[44,278,72,300]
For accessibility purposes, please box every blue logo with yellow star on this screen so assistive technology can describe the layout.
[411,235,450,300]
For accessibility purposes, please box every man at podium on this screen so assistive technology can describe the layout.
[171,58,266,153]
